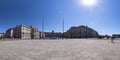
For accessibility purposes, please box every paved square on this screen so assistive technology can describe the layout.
[0,39,120,60]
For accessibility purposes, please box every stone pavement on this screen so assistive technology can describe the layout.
[0,39,120,60]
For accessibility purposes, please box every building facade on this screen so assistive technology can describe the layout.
[45,30,62,39]
[64,25,98,38]
[112,34,120,38]
[13,25,31,39]
[5,25,99,39]
[30,26,40,39]
[0,33,4,38]
[5,25,41,39]
[5,28,13,38]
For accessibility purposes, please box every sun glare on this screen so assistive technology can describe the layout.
[81,0,97,6]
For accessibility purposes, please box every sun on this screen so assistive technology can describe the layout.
[81,0,97,6]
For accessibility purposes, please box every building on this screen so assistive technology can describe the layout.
[5,28,13,38]
[4,25,99,39]
[112,34,120,38]
[45,30,62,39]
[64,25,98,38]
[30,26,40,39]
[13,25,31,39]
[5,25,41,39]
[0,33,4,38]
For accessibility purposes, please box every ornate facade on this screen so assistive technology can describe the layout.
[0,33,4,38]
[5,25,40,39]
[64,26,98,38]
[30,26,40,39]
[45,30,62,39]
[13,25,31,39]
[5,28,13,38]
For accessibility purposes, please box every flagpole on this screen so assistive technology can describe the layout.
[86,25,87,39]
[62,18,64,39]
[42,18,44,39]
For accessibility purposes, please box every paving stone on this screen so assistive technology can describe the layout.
[0,39,120,60]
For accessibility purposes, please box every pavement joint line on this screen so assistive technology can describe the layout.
[0,39,120,60]
[102,40,108,59]
[95,40,108,60]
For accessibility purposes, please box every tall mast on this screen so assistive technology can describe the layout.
[41,18,44,39]
[42,18,44,33]
[63,18,64,34]
[62,18,64,39]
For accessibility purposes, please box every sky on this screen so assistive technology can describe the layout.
[0,0,120,35]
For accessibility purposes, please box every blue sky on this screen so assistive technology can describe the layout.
[0,0,120,35]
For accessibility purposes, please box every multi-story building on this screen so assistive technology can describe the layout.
[5,28,13,38]
[112,34,120,38]
[64,25,98,38]
[0,33,4,38]
[13,25,31,39]
[4,25,99,39]
[30,26,40,39]
[45,30,62,39]
[5,25,41,39]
